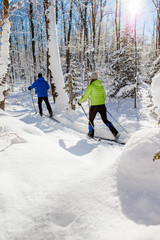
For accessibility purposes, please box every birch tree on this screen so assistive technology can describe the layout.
[115,0,121,50]
[43,0,68,111]
[0,0,10,110]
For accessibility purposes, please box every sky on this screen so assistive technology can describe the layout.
[0,0,157,42]
[107,0,156,39]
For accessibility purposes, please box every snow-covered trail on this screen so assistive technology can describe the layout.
[2,91,124,240]
[1,90,159,240]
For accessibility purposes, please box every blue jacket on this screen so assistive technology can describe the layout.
[30,77,50,97]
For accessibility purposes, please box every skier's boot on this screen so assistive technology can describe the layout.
[114,132,120,141]
[49,110,53,118]
[88,132,94,138]
[88,124,94,138]
[106,122,119,140]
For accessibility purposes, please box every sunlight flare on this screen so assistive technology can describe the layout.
[127,0,141,17]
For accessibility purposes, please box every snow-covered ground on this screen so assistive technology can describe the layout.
[0,85,160,240]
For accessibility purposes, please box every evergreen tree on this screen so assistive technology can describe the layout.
[149,56,160,80]
[109,23,140,99]
[64,59,86,109]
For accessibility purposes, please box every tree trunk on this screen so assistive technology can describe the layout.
[29,0,36,81]
[142,22,145,50]
[158,4,160,55]
[152,0,160,56]
[0,0,10,110]
[66,1,73,73]
[0,76,6,110]
[43,0,68,111]
[79,6,83,63]
[9,36,15,91]
[3,0,9,17]
[91,1,96,70]
[55,0,58,24]
[43,0,58,103]
[83,1,89,69]
[61,0,73,73]
[115,0,121,50]
[97,0,103,54]
[118,0,121,50]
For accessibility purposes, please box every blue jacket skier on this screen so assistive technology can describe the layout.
[28,73,53,117]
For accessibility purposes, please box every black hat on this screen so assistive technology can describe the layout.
[38,73,42,78]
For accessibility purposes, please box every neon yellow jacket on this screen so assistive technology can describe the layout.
[79,80,106,106]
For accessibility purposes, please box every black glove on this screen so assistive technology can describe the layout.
[28,86,31,90]
[78,102,81,106]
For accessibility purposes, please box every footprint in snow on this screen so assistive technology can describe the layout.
[52,212,75,227]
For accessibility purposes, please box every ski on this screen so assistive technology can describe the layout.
[43,115,125,145]
[87,136,113,145]
[43,114,60,123]
[87,137,117,145]
[94,136,126,145]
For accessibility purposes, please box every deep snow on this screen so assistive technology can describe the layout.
[0,86,160,240]
[151,72,160,115]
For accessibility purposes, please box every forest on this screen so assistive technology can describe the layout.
[1,2,160,238]
[0,0,160,110]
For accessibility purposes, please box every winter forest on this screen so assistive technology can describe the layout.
[1,0,160,108]
[1,0,160,240]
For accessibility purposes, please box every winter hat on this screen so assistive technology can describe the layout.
[38,73,42,78]
[90,72,98,80]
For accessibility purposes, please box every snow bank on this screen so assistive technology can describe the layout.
[1,90,160,239]
[0,109,46,151]
[117,128,160,225]
[0,110,88,239]
[151,73,160,115]
[0,109,44,134]
[117,84,135,98]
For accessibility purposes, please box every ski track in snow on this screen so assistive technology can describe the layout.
[0,90,160,240]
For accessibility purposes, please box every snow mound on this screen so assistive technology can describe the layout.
[0,110,45,151]
[151,73,160,114]
[117,128,160,225]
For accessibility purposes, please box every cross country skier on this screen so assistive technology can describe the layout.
[78,72,120,140]
[28,73,53,117]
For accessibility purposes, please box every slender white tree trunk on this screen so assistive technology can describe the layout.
[0,0,10,110]
[47,0,68,112]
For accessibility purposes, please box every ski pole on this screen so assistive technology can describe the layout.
[80,104,89,121]
[80,104,99,138]
[106,109,129,134]
[30,90,37,114]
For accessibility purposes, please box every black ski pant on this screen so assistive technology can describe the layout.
[89,104,118,137]
[38,97,52,116]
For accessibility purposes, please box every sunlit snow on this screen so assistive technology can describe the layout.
[0,85,160,240]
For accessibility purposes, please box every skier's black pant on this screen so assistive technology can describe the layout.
[38,97,52,116]
[89,105,118,137]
